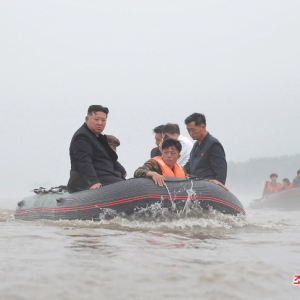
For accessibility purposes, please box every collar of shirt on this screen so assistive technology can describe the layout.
[198,132,211,149]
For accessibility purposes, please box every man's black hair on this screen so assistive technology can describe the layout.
[270,173,278,178]
[162,123,180,135]
[282,178,290,184]
[87,105,109,116]
[162,138,182,153]
[184,113,206,126]
[297,169,300,174]
[153,125,164,134]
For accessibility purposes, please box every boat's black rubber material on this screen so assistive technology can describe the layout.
[15,177,245,221]
[250,188,300,210]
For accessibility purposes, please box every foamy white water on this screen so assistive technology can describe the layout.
[1,199,300,300]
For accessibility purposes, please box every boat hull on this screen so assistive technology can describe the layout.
[15,178,245,221]
[250,188,300,210]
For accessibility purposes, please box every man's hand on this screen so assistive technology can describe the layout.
[90,183,102,189]
[146,171,165,187]
[152,173,166,186]
[123,173,127,179]
[209,180,228,191]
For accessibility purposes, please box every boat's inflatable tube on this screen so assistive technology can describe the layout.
[15,177,245,221]
[250,188,300,210]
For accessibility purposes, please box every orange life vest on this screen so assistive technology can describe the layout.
[150,156,186,178]
[266,181,281,195]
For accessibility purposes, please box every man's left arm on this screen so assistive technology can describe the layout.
[115,161,127,178]
[209,143,227,185]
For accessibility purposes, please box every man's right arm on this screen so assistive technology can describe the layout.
[134,160,165,186]
[72,137,100,187]
[134,160,163,177]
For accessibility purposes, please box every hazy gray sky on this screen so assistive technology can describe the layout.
[1,0,299,198]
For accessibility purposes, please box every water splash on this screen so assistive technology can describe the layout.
[37,202,282,234]
[178,180,197,216]
[0,209,15,222]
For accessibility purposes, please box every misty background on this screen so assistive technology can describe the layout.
[1,0,299,207]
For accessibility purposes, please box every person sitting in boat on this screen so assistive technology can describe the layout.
[161,123,193,167]
[292,169,300,188]
[106,135,120,152]
[150,125,164,158]
[262,173,281,196]
[106,135,127,178]
[135,138,187,186]
[67,105,126,193]
[279,178,293,191]
[183,113,227,185]
[135,138,228,190]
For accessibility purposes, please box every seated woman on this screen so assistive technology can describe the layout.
[134,139,186,186]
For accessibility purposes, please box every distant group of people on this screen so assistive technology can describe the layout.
[262,170,300,196]
[67,105,228,192]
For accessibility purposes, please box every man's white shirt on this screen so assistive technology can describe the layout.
[177,135,194,167]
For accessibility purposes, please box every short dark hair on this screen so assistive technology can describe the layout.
[184,113,206,126]
[87,105,109,116]
[297,169,300,174]
[282,178,290,184]
[162,138,182,153]
[153,125,164,134]
[162,123,180,135]
[270,173,278,178]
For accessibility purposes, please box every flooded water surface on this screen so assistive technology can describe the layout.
[1,199,300,300]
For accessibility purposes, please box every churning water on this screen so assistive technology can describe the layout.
[1,197,300,300]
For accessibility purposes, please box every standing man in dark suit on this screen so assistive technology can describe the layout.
[150,125,164,158]
[67,105,125,192]
[292,169,300,188]
[184,113,227,186]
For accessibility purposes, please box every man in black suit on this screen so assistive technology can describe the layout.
[150,125,164,158]
[293,169,300,188]
[184,113,227,187]
[67,105,125,192]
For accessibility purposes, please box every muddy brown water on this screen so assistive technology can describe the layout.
[1,197,300,300]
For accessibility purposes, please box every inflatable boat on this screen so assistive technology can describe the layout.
[250,188,300,210]
[15,177,245,221]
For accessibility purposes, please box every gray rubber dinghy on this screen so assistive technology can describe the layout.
[250,188,300,210]
[15,177,245,221]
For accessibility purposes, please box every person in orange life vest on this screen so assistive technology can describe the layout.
[262,173,281,196]
[279,178,293,191]
[134,138,186,186]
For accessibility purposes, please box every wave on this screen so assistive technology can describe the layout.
[39,202,283,233]
[2,201,285,234]
[0,209,15,222]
